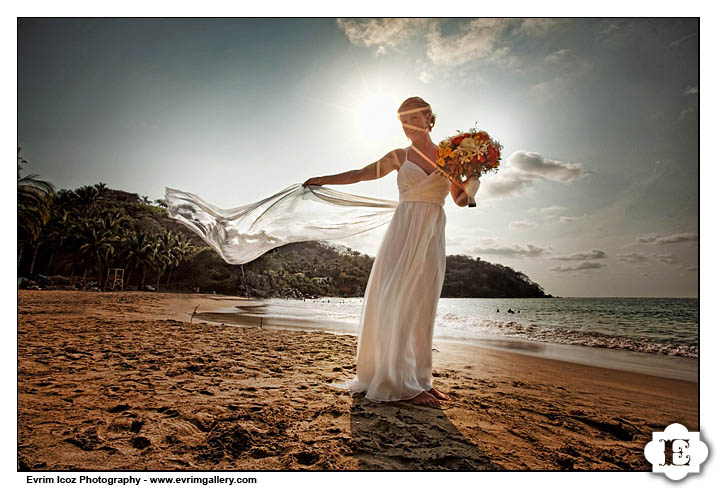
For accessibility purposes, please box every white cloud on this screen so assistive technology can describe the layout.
[481,151,590,199]
[669,31,697,47]
[597,19,663,48]
[599,22,620,37]
[544,48,572,64]
[535,205,568,216]
[657,253,678,264]
[508,220,538,230]
[616,250,687,266]
[338,18,563,70]
[550,261,605,272]
[558,213,587,223]
[683,86,698,96]
[445,230,492,250]
[618,252,651,264]
[528,206,588,223]
[552,249,607,261]
[480,167,537,199]
[335,18,432,55]
[527,206,586,224]
[470,237,550,258]
[425,18,511,67]
[678,106,696,121]
[507,151,591,183]
[636,232,698,244]
[337,18,569,78]
[516,18,566,37]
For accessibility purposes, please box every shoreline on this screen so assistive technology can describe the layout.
[156,293,698,383]
[18,290,699,470]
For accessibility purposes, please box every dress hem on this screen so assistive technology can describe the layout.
[327,380,433,403]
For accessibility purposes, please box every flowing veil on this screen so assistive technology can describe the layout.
[165,183,399,264]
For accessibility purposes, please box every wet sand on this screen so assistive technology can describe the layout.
[18,290,698,470]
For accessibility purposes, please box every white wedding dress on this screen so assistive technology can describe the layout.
[165,144,452,403]
[335,147,451,402]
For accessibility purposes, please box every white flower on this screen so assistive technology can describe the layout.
[459,137,477,149]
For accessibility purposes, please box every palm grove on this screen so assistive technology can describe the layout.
[17,149,550,298]
[17,148,197,291]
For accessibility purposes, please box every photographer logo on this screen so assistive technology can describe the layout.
[644,423,708,481]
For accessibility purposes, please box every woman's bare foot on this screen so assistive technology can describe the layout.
[408,391,442,407]
[428,387,451,401]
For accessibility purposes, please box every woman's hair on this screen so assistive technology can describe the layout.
[397,96,436,132]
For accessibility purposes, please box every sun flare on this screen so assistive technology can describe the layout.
[351,91,401,147]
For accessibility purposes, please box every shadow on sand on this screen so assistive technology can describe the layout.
[348,392,504,470]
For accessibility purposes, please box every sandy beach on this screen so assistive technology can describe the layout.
[17,290,698,471]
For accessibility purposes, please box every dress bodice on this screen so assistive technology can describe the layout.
[397,147,451,206]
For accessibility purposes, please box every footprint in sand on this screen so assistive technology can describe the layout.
[156,406,180,418]
[162,412,215,437]
[64,427,118,454]
[131,436,151,449]
[108,403,131,414]
[106,415,143,434]
[293,450,320,466]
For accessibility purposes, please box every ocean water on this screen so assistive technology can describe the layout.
[215,296,698,359]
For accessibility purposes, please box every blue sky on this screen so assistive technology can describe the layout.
[17,18,699,297]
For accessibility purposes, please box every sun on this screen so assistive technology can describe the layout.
[299,68,409,151]
[351,91,401,147]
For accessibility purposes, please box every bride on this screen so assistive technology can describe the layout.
[303,96,473,407]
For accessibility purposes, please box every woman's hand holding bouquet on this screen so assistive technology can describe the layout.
[437,127,502,207]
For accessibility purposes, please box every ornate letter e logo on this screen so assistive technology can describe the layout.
[644,423,709,481]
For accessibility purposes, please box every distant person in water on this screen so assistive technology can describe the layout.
[507,308,514,314]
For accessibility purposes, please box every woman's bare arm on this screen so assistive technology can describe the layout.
[303,149,404,187]
[354,149,404,182]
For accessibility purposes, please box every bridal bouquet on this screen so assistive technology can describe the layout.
[437,127,502,207]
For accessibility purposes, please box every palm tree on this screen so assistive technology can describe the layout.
[165,235,196,285]
[157,230,182,290]
[151,230,199,291]
[73,185,100,218]
[44,207,71,275]
[121,230,156,290]
[94,182,108,198]
[18,148,55,270]
[153,230,174,291]
[70,216,121,289]
[40,190,78,275]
